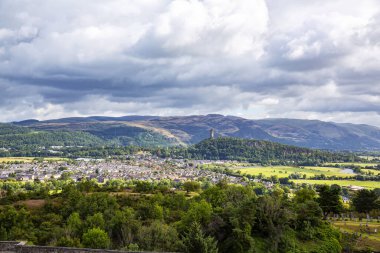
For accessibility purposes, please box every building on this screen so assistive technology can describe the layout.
[210,128,215,139]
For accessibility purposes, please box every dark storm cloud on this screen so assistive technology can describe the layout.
[0,0,379,126]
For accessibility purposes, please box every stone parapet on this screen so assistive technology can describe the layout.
[0,242,178,253]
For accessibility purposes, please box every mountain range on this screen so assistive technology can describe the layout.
[5,114,380,151]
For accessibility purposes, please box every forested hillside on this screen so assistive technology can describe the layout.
[155,137,359,165]
[0,123,105,148]
[0,123,179,149]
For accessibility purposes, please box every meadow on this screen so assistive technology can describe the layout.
[361,168,380,175]
[236,166,355,178]
[291,179,380,189]
[325,162,379,168]
[228,163,380,189]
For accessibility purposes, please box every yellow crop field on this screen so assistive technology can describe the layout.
[0,157,35,163]
[0,157,69,163]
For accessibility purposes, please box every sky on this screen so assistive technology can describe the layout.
[0,0,380,126]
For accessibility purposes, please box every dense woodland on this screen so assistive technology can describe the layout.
[2,179,376,253]
[154,138,360,165]
[0,123,177,149]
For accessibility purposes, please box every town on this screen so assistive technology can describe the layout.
[0,155,248,186]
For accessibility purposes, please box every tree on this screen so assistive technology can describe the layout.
[352,189,379,214]
[255,195,291,252]
[295,200,323,232]
[137,221,181,252]
[182,221,218,253]
[82,228,110,249]
[183,181,201,193]
[220,218,255,253]
[181,200,213,229]
[0,226,8,240]
[294,188,317,203]
[0,206,36,242]
[85,213,105,230]
[294,188,322,230]
[109,208,140,248]
[317,185,343,219]
[67,212,82,237]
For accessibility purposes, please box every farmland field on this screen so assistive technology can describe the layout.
[291,179,380,189]
[224,163,380,189]
[235,166,355,178]
[0,157,35,163]
[361,168,380,175]
[359,155,380,161]
[0,157,70,163]
[325,162,379,168]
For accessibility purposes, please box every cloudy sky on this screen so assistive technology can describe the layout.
[0,0,380,126]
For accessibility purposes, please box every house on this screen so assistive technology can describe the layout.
[348,185,365,191]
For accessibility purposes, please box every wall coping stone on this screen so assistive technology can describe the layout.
[0,242,179,253]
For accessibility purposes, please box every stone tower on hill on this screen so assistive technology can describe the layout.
[210,128,215,139]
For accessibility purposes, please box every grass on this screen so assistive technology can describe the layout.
[332,220,380,251]
[359,156,380,161]
[325,162,379,168]
[291,179,380,189]
[236,166,355,178]
[233,164,379,189]
[361,168,380,176]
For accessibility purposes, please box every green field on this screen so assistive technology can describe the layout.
[236,166,355,178]
[325,162,379,168]
[361,168,380,175]
[205,163,380,189]
[291,179,380,189]
[359,155,380,161]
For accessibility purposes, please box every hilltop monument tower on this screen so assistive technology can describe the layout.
[210,128,215,139]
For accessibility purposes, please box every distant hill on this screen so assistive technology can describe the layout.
[9,114,380,151]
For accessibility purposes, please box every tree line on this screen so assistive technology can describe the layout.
[2,179,378,252]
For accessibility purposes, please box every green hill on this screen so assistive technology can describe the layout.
[0,123,178,150]
[0,123,106,148]
[156,137,359,165]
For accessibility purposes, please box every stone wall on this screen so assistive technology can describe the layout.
[0,241,25,251]
[14,245,143,253]
[0,242,177,253]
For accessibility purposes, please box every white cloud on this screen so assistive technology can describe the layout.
[0,0,379,126]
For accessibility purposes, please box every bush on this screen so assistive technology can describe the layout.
[310,238,341,253]
[82,228,110,249]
